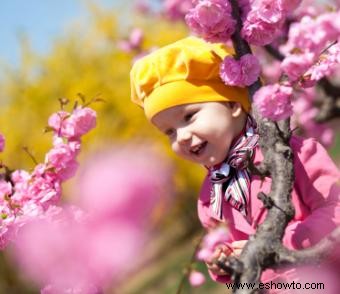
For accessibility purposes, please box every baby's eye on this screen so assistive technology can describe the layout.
[165,128,175,137]
[184,112,196,122]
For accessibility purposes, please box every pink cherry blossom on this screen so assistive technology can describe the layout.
[254,84,293,121]
[10,145,172,293]
[242,17,279,46]
[64,107,96,139]
[0,105,97,251]
[47,107,96,140]
[197,226,230,262]
[220,54,260,87]
[47,111,70,135]
[239,54,261,86]
[0,180,12,201]
[189,270,206,287]
[281,52,315,82]
[220,57,243,86]
[278,0,302,13]
[185,0,236,43]
[252,0,284,24]
[0,134,5,152]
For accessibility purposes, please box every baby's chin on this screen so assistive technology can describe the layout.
[202,156,227,168]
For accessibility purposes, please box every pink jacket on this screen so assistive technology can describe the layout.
[197,136,340,289]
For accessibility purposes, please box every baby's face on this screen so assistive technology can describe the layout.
[151,102,245,167]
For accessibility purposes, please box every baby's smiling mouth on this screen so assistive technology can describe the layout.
[190,141,207,156]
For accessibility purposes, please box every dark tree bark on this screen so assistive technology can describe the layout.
[217,1,340,293]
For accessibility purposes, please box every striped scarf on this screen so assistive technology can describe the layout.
[209,116,259,221]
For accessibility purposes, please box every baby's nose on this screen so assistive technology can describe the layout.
[177,128,191,145]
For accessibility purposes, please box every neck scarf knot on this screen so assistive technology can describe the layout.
[209,116,259,221]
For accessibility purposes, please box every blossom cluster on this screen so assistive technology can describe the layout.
[241,0,302,46]
[254,84,293,121]
[12,146,171,293]
[220,53,261,87]
[185,0,236,43]
[0,106,96,249]
[281,11,340,86]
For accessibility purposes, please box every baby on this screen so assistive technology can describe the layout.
[130,36,340,288]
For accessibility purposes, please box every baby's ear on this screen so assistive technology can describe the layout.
[230,102,244,118]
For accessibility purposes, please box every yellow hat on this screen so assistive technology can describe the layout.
[130,36,250,120]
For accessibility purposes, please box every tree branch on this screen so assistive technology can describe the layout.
[220,1,331,293]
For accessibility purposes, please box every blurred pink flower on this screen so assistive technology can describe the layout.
[293,89,334,147]
[135,0,151,15]
[254,84,293,121]
[189,270,206,287]
[185,0,235,43]
[75,146,171,224]
[118,28,144,53]
[278,0,302,13]
[164,0,193,20]
[0,133,5,152]
[262,60,282,83]
[11,146,172,293]
[197,226,230,262]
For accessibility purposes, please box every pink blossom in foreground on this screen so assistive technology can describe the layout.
[189,270,206,287]
[254,84,293,121]
[220,54,260,87]
[75,146,171,224]
[185,0,236,43]
[197,226,230,262]
[0,133,5,152]
[11,146,171,293]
